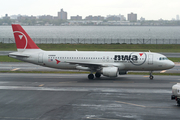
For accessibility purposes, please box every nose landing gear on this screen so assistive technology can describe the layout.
[149,71,154,80]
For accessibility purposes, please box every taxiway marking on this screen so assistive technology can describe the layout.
[116,101,146,108]
[38,84,44,87]
[11,68,20,71]
[87,117,119,120]
[113,81,134,83]
[160,70,167,73]
[0,86,171,93]
[0,116,34,120]
[116,101,174,109]
[59,81,77,84]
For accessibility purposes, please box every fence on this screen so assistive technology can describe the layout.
[1,38,180,44]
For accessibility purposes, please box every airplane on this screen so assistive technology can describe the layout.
[9,24,175,80]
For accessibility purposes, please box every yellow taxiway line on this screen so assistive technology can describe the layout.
[11,68,20,71]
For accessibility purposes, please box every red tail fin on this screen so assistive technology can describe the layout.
[12,24,39,51]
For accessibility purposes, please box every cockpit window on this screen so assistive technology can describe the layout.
[159,57,168,60]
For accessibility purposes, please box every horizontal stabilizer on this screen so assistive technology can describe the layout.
[9,52,30,57]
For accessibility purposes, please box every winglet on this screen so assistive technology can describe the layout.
[12,24,40,51]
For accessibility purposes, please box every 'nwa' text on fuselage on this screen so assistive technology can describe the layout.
[114,55,138,61]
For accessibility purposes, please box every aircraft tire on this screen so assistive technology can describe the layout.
[177,99,180,106]
[88,74,94,79]
[149,75,154,80]
[95,72,101,78]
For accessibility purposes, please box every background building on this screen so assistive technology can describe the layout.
[140,17,145,21]
[17,15,36,20]
[176,15,179,21]
[3,14,10,19]
[71,15,82,20]
[39,15,53,20]
[106,15,120,21]
[128,12,137,22]
[58,9,67,20]
[120,15,126,21]
[85,15,104,21]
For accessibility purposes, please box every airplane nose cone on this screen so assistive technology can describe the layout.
[167,60,175,69]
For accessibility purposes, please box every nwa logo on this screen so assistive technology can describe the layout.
[13,31,28,49]
[114,52,147,66]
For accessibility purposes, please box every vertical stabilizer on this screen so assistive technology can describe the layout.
[12,24,40,52]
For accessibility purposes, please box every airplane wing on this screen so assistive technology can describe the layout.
[68,61,104,67]
[66,61,124,70]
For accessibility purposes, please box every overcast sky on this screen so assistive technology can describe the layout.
[0,0,179,20]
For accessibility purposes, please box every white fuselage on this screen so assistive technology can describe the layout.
[10,49,174,72]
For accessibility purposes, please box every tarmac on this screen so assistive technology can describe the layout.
[0,73,180,120]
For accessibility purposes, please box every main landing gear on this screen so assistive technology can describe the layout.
[149,71,154,80]
[88,72,101,79]
[95,72,101,78]
[88,74,94,79]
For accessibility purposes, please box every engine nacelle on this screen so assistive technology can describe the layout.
[102,67,118,77]
[119,71,128,75]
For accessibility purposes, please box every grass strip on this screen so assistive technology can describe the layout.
[0,43,180,52]
[0,56,23,62]
[168,58,180,62]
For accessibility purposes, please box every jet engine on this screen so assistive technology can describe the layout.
[101,67,118,77]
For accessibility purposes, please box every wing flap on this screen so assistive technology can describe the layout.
[67,61,122,68]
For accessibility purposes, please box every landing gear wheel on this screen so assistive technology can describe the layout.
[149,71,154,80]
[88,74,94,79]
[149,75,154,80]
[177,99,180,106]
[95,72,101,78]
